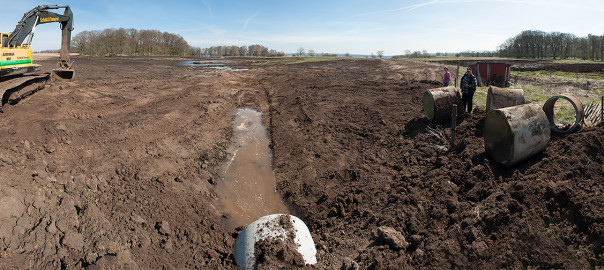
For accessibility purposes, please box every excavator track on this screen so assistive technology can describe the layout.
[0,73,50,113]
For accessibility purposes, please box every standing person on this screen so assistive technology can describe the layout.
[443,67,451,87]
[460,67,477,113]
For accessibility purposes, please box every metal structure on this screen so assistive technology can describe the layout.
[0,5,74,112]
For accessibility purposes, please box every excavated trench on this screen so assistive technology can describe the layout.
[216,107,289,231]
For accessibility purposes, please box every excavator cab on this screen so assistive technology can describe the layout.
[1,33,8,46]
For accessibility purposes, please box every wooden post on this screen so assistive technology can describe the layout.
[601,96,603,123]
[451,104,457,149]
[455,65,460,88]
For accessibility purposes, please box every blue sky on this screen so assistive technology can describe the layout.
[4,0,604,55]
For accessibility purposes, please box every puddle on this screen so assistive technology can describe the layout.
[180,60,249,71]
[181,60,228,66]
[216,108,288,230]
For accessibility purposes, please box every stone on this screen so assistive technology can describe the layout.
[156,220,171,236]
[375,226,409,251]
[342,257,360,270]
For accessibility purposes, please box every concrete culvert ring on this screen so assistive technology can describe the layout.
[542,93,584,133]
[484,104,551,165]
[422,87,462,123]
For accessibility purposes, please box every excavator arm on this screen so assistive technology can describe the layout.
[4,5,74,80]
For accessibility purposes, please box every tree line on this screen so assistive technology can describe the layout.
[497,30,604,60]
[72,28,191,57]
[201,45,284,57]
[71,28,285,58]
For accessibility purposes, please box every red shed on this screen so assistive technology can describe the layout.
[468,62,511,87]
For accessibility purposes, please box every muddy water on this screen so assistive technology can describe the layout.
[217,108,288,230]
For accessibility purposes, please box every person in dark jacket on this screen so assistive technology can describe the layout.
[460,67,477,113]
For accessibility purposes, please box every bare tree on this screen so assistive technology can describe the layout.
[297,47,305,56]
[238,46,247,57]
[377,50,384,58]
[308,49,315,57]
[497,30,604,60]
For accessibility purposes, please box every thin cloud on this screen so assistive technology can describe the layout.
[350,0,584,18]
[242,12,259,31]
[347,0,441,18]
[431,0,584,10]
[397,0,441,14]
[201,0,212,17]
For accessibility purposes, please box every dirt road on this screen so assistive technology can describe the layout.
[0,56,602,269]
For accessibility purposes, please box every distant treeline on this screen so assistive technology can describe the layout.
[202,45,285,57]
[395,50,496,58]
[394,30,604,60]
[498,30,604,60]
[72,28,192,57]
[72,28,284,57]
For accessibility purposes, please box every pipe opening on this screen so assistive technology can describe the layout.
[484,110,514,163]
[543,94,583,133]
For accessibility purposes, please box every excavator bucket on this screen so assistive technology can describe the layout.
[51,68,75,82]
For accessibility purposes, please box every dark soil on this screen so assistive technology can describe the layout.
[0,56,602,269]
[254,215,306,269]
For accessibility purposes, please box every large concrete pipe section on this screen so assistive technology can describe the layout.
[542,93,584,133]
[423,86,464,122]
[234,214,317,269]
[486,86,525,111]
[484,104,551,165]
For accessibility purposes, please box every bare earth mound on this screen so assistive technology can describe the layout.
[0,56,602,269]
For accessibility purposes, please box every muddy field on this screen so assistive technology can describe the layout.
[0,56,602,269]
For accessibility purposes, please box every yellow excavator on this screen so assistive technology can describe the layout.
[0,5,74,112]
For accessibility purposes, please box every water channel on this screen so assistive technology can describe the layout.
[216,108,288,230]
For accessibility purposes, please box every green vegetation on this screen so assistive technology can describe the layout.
[555,105,577,125]
[415,56,512,62]
[511,70,604,80]
[473,87,489,110]
[252,57,341,65]
[522,85,551,103]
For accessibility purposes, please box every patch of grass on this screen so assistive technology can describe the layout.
[415,57,513,62]
[511,70,604,81]
[550,58,604,64]
[473,87,488,110]
[555,105,577,125]
[252,57,341,66]
[522,85,550,104]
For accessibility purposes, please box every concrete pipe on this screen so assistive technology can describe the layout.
[234,214,317,270]
[486,86,525,111]
[484,103,551,165]
[423,86,464,122]
[542,93,584,133]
